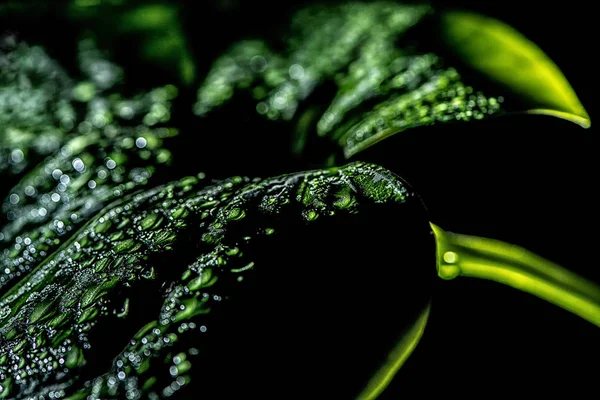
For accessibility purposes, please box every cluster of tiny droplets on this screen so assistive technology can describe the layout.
[0,38,179,292]
[337,65,504,156]
[0,160,410,399]
[193,40,284,117]
[0,173,211,398]
[194,3,430,121]
[0,36,75,176]
[194,2,505,156]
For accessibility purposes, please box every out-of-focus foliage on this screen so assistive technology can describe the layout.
[0,38,73,177]
[195,2,588,161]
[0,37,178,296]
[0,0,195,85]
[68,2,196,85]
[197,3,486,159]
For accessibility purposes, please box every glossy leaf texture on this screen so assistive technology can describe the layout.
[0,162,434,399]
[194,2,590,162]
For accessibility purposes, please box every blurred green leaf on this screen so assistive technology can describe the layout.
[1,0,196,85]
[67,2,196,85]
[118,4,196,85]
[439,11,590,128]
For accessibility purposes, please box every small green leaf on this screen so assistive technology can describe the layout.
[439,11,590,128]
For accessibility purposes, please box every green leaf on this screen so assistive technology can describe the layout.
[194,3,590,162]
[0,161,432,398]
[439,11,590,128]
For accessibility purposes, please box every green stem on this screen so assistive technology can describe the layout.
[430,223,600,327]
[356,301,431,400]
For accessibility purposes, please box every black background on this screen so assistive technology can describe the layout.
[1,0,597,398]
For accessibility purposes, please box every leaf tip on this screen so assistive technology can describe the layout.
[440,10,591,130]
[527,109,591,129]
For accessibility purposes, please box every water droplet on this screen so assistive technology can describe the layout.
[0,306,11,319]
[72,158,85,172]
[250,55,267,72]
[11,148,24,163]
[135,137,147,149]
[289,64,305,80]
[443,251,458,263]
[52,169,63,180]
